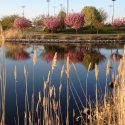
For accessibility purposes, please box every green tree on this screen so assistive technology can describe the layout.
[58,10,66,31]
[1,15,19,30]
[93,20,103,34]
[81,6,101,28]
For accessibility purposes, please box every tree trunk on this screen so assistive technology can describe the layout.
[76,29,77,34]
[97,30,99,34]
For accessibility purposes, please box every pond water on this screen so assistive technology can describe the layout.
[0,43,124,125]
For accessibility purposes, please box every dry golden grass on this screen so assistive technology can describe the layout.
[4,29,22,39]
[89,47,125,125]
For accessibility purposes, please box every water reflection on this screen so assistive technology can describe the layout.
[0,43,123,125]
[110,49,123,62]
[43,45,106,70]
[6,47,30,61]
[5,44,122,70]
[83,49,106,70]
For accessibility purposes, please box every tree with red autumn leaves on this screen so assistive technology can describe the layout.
[65,13,84,33]
[13,17,31,37]
[121,18,125,25]
[112,18,125,29]
[13,17,31,30]
[43,17,61,31]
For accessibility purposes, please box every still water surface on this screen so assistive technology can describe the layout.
[0,43,123,125]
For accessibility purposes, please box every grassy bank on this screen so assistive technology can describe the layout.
[3,32,125,41]
[2,27,125,40]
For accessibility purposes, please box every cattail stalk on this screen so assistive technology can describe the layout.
[85,62,91,124]
[14,65,20,125]
[95,64,99,125]
[66,56,70,125]
[32,48,37,125]
[1,45,6,125]
[33,49,37,65]
[24,66,29,125]
[72,63,87,102]
[105,60,111,109]
[59,83,63,125]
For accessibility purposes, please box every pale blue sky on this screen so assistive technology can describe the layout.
[0,0,124,21]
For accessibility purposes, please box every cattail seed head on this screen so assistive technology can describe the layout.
[95,64,99,81]
[14,65,17,81]
[49,86,53,98]
[53,100,58,112]
[43,97,48,107]
[44,81,47,91]
[59,84,62,94]
[118,59,123,76]
[43,97,45,107]
[66,55,70,78]
[106,60,111,77]
[114,75,119,87]
[38,92,42,102]
[47,71,50,83]
[88,62,92,71]
[51,52,57,71]
[60,65,64,79]
[24,65,27,78]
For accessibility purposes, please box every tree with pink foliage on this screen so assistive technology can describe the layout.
[121,18,125,25]
[65,13,84,32]
[13,17,31,30]
[112,18,123,29]
[43,17,61,31]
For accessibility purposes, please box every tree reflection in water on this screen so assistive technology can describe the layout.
[110,49,123,62]
[6,48,30,61]
[83,49,106,70]
[43,45,106,70]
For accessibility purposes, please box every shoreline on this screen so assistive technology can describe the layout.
[5,38,125,45]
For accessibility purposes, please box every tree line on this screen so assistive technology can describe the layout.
[0,6,125,34]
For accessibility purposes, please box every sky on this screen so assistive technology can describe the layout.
[0,0,124,22]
